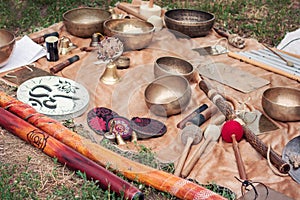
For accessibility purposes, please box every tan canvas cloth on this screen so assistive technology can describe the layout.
[3,21,299,199]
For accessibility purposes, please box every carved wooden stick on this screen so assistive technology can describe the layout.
[199,80,290,174]
[0,107,142,200]
[0,91,226,200]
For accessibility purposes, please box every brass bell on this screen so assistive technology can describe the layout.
[100,62,120,85]
[59,36,77,55]
[90,33,102,47]
[109,120,126,145]
[131,131,138,143]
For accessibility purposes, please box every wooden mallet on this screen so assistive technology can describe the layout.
[174,124,202,177]
[181,124,221,178]
[221,120,247,180]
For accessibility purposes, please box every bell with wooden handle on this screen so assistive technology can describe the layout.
[100,62,120,85]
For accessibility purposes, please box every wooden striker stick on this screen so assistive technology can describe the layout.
[0,107,142,200]
[116,2,147,21]
[0,91,226,200]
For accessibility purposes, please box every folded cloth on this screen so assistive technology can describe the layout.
[277,28,300,55]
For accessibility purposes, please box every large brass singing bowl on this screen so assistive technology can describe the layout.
[63,7,112,38]
[262,87,300,122]
[144,75,191,117]
[104,18,155,50]
[164,9,215,37]
[154,56,194,81]
[0,29,15,67]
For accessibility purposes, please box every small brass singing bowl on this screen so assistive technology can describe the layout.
[144,75,192,117]
[262,87,300,122]
[154,56,194,81]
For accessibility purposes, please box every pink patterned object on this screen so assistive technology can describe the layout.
[87,107,119,135]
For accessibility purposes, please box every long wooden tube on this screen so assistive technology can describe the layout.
[0,107,142,200]
[0,91,225,200]
[198,80,290,174]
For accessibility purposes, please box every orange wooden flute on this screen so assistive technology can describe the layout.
[0,107,142,200]
[0,91,225,200]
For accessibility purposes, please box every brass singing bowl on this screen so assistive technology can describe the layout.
[154,56,194,81]
[0,29,15,67]
[164,9,215,37]
[144,75,191,117]
[104,18,155,50]
[63,7,112,38]
[262,87,300,122]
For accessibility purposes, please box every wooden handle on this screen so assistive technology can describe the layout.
[0,91,226,200]
[199,80,236,120]
[116,2,147,21]
[231,134,247,180]
[181,136,211,178]
[174,137,193,176]
[228,51,300,82]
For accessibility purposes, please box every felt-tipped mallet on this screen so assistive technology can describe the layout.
[181,124,221,178]
[221,120,247,180]
[174,124,203,177]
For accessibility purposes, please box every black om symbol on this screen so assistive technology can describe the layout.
[28,84,79,110]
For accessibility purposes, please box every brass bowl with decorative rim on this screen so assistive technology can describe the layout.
[164,9,215,37]
[144,75,191,117]
[0,29,15,67]
[154,56,194,81]
[63,7,112,38]
[262,87,300,122]
[104,18,155,50]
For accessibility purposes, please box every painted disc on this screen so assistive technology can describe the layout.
[107,116,132,140]
[87,107,119,135]
[130,117,167,139]
[282,135,300,184]
[17,76,89,121]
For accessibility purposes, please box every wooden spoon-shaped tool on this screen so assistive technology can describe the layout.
[174,124,202,177]
[181,124,221,178]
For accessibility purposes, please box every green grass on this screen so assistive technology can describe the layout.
[1,0,299,45]
[0,159,127,200]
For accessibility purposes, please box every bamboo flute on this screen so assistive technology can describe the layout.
[0,107,142,200]
[0,91,225,200]
[198,80,290,174]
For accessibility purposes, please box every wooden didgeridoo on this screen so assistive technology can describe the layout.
[0,107,142,200]
[0,91,225,200]
[198,80,290,174]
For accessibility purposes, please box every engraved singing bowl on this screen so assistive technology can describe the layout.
[144,75,191,117]
[154,56,194,81]
[164,9,215,37]
[63,7,112,38]
[0,29,15,67]
[262,87,300,122]
[104,18,155,50]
